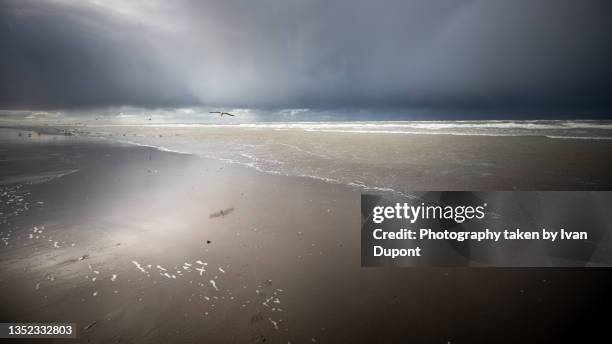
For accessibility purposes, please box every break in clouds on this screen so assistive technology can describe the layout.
[1,0,611,118]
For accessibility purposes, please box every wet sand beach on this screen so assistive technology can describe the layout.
[1,128,611,343]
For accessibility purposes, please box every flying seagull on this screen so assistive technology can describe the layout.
[209,111,235,117]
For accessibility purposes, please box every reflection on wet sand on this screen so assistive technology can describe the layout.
[1,128,611,343]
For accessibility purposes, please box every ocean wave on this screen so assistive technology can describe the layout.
[92,120,612,198]
[112,137,417,198]
[88,120,612,140]
[112,139,193,155]
[545,136,612,140]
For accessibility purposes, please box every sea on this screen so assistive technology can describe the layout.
[18,120,612,194]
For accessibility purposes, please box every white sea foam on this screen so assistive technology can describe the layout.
[91,120,612,131]
[545,135,612,140]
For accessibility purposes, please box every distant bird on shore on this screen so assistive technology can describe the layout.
[210,111,235,117]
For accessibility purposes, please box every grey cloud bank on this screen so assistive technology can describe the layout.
[1,0,611,119]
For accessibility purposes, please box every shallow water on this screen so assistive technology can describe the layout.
[61,121,612,193]
[5,122,612,193]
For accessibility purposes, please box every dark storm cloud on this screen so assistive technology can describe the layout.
[0,0,194,109]
[1,0,611,117]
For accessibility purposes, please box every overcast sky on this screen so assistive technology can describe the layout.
[1,0,611,119]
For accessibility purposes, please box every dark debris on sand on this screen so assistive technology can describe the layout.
[84,321,97,330]
[209,208,235,218]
